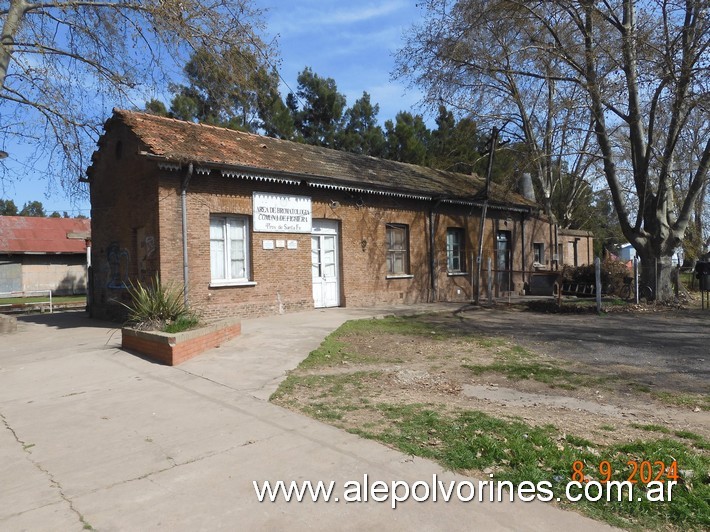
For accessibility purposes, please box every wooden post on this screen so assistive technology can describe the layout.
[633,256,639,305]
[487,257,493,305]
[595,257,602,313]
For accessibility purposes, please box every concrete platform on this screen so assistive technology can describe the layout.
[0,307,613,531]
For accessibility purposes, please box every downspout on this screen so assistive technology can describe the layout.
[429,200,442,302]
[474,128,498,304]
[549,220,554,269]
[181,162,194,308]
[521,212,526,287]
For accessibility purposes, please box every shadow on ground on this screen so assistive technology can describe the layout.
[17,310,118,330]
[429,306,709,395]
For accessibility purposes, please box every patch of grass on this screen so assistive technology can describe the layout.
[462,359,599,390]
[303,403,347,421]
[297,315,469,369]
[271,313,710,529]
[652,390,709,409]
[336,315,458,339]
[163,314,200,333]
[674,430,710,450]
[0,295,86,305]
[270,374,330,400]
[628,383,652,393]
[476,337,507,349]
[464,360,572,382]
[297,336,353,369]
[630,423,671,434]
[463,338,605,389]
[353,403,709,530]
[564,434,595,447]
[270,372,379,402]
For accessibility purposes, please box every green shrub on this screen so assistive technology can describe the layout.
[163,314,200,333]
[121,275,198,331]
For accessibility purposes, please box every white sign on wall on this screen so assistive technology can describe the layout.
[253,192,312,233]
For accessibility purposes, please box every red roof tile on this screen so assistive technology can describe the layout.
[0,216,90,254]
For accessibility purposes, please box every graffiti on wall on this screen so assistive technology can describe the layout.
[106,242,130,289]
[145,236,156,259]
[137,228,156,280]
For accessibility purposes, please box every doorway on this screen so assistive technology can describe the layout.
[496,230,512,292]
[311,220,340,308]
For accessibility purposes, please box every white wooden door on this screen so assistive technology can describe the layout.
[311,221,340,308]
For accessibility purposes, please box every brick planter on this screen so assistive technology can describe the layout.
[121,317,241,366]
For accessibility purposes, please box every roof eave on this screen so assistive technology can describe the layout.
[140,152,534,213]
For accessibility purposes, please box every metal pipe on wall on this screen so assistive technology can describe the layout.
[181,162,194,308]
[428,201,442,303]
[520,212,526,287]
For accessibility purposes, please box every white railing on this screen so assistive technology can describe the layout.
[0,290,53,313]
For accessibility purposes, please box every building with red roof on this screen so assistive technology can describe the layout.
[0,216,90,294]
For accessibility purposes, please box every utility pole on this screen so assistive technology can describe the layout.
[474,127,498,304]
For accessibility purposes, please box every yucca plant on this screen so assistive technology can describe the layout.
[121,275,195,331]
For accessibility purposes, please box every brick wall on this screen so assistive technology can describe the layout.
[155,174,557,317]
[156,177,439,318]
[121,318,241,365]
[89,121,160,321]
[558,230,595,268]
[90,136,558,321]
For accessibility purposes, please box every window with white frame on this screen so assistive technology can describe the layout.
[446,228,465,273]
[386,224,409,275]
[210,216,250,283]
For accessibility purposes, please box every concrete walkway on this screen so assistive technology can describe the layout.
[0,307,612,531]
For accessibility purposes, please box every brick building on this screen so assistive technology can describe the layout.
[87,110,580,321]
[0,216,90,295]
[557,229,595,268]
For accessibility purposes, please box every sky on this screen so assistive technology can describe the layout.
[1,0,427,218]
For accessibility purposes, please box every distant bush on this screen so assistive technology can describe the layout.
[561,257,630,296]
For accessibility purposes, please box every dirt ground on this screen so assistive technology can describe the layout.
[277,306,710,450]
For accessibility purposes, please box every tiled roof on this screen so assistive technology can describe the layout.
[0,216,90,254]
[103,109,535,208]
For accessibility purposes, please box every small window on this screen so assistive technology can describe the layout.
[533,243,545,264]
[386,224,409,275]
[446,228,465,273]
[210,215,250,283]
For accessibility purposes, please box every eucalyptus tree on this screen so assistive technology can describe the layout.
[397,0,710,299]
[0,0,273,196]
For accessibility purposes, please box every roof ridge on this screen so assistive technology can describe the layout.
[107,109,534,209]
[114,109,483,178]
[114,108,275,143]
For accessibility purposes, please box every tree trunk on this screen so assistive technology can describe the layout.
[637,249,674,302]
[0,0,28,90]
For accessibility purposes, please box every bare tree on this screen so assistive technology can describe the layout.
[397,0,710,299]
[396,0,602,225]
[0,0,274,197]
